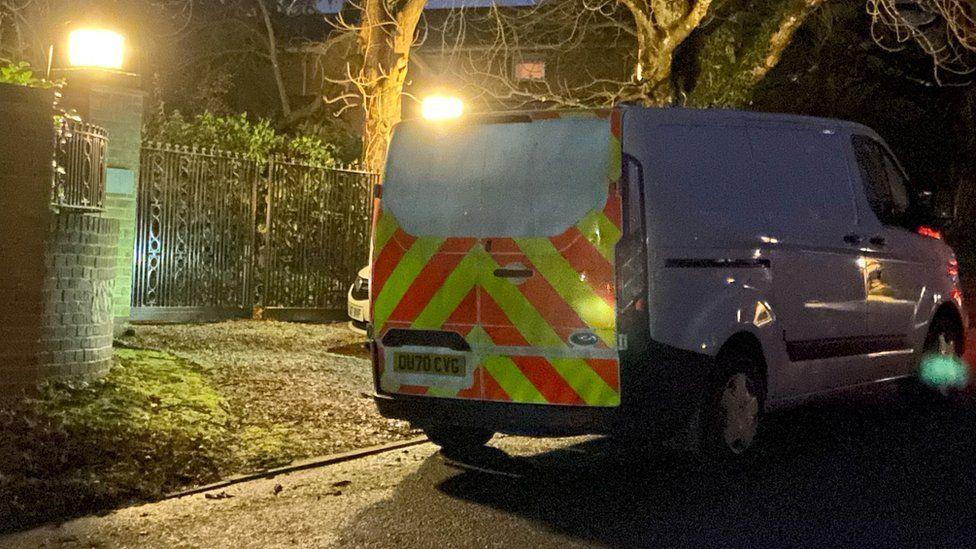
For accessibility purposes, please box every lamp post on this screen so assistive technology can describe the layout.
[421,95,465,121]
[67,29,126,70]
[55,26,144,335]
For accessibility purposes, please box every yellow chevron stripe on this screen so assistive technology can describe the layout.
[372,236,444,333]
[371,209,398,262]
[477,253,618,406]
[411,249,483,329]
[608,133,621,181]
[467,327,546,404]
[515,238,616,346]
[575,210,621,263]
[374,214,619,407]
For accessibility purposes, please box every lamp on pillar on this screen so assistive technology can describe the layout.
[67,28,126,70]
[54,25,145,334]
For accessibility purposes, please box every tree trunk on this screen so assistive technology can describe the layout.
[687,0,826,107]
[619,0,714,107]
[356,0,427,171]
[256,0,292,118]
[635,36,676,106]
[362,69,407,170]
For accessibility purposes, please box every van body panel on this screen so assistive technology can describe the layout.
[371,114,623,409]
[619,109,869,357]
[371,106,965,437]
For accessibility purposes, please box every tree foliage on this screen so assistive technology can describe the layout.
[144,109,340,165]
[420,0,826,110]
[0,60,56,87]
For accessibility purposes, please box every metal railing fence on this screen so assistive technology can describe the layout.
[132,142,377,322]
[52,119,108,212]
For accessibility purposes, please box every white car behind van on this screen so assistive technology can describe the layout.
[347,265,369,335]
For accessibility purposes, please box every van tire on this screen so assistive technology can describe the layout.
[898,314,966,404]
[422,425,494,453]
[699,346,764,459]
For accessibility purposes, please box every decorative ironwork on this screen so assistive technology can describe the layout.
[52,118,108,212]
[133,143,377,321]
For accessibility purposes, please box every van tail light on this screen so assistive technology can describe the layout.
[948,259,959,278]
[917,225,943,240]
[951,287,963,306]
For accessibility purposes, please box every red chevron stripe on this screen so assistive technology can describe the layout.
[548,225,578,252]
[610,108,621,138]
[456,366,483,399]
[480,295,586,405]
[385,239,474,324]
[443,289,477,334]
[486,237,521,254]
[371,228,415,300]
[586,358,620,391]
[483,368,511,401]
[438,237,478,254]
[512,356,585,405]
[555,229,616,307]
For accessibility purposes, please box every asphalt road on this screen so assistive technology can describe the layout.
[6,382,976,548]
[342,385,976,548]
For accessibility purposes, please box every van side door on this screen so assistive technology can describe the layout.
[848,134,923,377]
[752,127,869,394]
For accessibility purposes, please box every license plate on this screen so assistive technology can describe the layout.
[393,352,466,377]
[348,304,363,320]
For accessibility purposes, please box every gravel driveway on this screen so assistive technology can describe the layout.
[118,320,415,462]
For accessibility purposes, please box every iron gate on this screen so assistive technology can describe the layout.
[132,143,377,322]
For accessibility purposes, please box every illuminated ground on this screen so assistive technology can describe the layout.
[6,376,976,547]
[5,312,976,546]
[118,320,412,457]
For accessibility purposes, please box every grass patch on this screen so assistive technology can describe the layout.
[0,349,305,533]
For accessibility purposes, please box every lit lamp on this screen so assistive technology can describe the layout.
[422,95,464,121]
[67,29,125,70]
[55,26,143,333]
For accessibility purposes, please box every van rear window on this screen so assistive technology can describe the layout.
[383,117,610,238]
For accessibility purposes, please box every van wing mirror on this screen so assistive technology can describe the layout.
[915,189,955,229]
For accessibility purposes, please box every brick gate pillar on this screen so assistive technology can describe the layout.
[58,71,144,334]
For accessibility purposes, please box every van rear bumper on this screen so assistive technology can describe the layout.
[374,393,617,436]
[373,335,716,439]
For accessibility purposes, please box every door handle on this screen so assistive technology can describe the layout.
[843,233,862,245]
[869,236,886,247]
[493,267,534,279]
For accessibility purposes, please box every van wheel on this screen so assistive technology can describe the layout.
[422,425,493,453]
[899,315,966,403]
[700,349,764,459]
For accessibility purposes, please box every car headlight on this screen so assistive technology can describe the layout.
[352,276,369,298]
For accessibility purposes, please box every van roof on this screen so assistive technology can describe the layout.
[437,106,876,138]
[618,105,876,136]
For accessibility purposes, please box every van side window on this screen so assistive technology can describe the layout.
[851,135,911,225]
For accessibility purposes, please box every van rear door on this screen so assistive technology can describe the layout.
[372,114,622,407]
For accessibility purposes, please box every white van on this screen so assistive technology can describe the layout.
[369,107,966,458]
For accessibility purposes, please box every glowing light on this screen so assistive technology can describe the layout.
[919,353,970,390]
[951,287,963,305]
[421,95,464,121]
[753,301,774,327]
[948,259,959,277]
[68,29,125,70]
[916,225,943,240]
